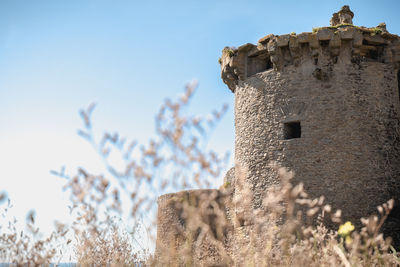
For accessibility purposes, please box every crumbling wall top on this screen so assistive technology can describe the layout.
[220,5,400,92]
[330,5,354,26]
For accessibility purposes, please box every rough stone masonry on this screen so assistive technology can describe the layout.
[155,6,400,266]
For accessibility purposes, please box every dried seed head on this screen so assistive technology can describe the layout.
[323,205,332,213]
[307,207,319,217]
[377,205,383,214]
[318,196,325,206]
[388,199,394,210]
[27,210,35,224]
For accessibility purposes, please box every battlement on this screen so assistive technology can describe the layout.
[221,6,400,92]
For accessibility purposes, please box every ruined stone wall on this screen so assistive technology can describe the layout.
[220,10,400,241]
[154,189,233,266]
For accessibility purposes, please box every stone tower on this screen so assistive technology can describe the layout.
[221,4,400,240]
[155,6,400,266]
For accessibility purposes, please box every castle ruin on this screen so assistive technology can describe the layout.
[155,6,400,266]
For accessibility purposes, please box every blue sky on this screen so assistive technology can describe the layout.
[1,0,400,253]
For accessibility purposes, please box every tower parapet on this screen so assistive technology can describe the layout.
[221,6,400,92]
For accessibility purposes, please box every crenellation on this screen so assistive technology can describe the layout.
[308,33,320,49]
[288,35,299,49]
[338,26,356,40]
[221,23,400,90]
[316,28,334,41]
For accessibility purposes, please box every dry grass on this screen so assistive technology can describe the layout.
[62,81,228,265]
[1,82,399,266]
[0,200,68,266]
[153,162,400,266]
[233,164,399,266]
[74,217,146,266]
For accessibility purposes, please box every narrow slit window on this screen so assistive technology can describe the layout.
[284,121,301,139]
[266,57,272,70]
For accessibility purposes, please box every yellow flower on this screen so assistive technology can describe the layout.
[345,235,353,245]
[338,221,355,237]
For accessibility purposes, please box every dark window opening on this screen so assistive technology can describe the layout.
[361,40,385,62]
[320,40,330,47]
[247,56,272,77]
[368,49,379,60]
[284,121,301,139]
[266,57,273,70]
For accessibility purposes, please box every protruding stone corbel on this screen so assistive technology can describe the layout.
[297,32,310,43]
[220,44,257,92]
[352,30,363,56]
[267,38,282,71]
[339,27,356,40]
[317,28,333,41]
[309,33,320,49]
[220,47,239,92]
[289,35,300,59]
[258,34,274,45]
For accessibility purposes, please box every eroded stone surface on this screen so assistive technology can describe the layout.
[330,5,354,26]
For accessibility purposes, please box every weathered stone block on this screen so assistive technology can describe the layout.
[309,33,319,49]
[276,34,290,47]
[383,48,393,63]
[352,30,363,47]
[155,189,232,266]
[330,32,341,48]
[248,45,269,57]
[270,54,280,67]
[330,47,340,56]
[360,45,377,51]
[238,43,255,53]
[339,27,355,40]
[297,32,311,43]
[258,34,274,44]
[352,47,361,55]
[289,35,299,48]
[267,40,278,54]
[331,5,354,26]
[317,28,333,41]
